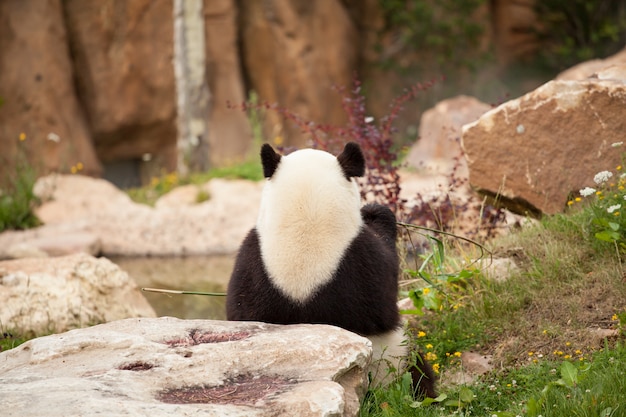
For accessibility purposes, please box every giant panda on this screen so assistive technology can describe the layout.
[226,141,436,398]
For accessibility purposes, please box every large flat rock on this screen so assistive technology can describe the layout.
[0,318,371,417]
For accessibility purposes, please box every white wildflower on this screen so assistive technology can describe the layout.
[579,187,596,197]
[594,170,613,184]
[364,116,374,123]
[607,204,621,213]
[612,142,623,147]
[47,132,61,143]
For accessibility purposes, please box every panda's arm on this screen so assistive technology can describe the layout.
[360,203,397,246]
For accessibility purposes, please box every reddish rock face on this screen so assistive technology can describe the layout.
[239,0,358,148]
[63,0,178,169]
[204,0,252,166]
[0,0,101,178]
[462,68,626,216]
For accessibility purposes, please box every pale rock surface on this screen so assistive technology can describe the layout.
[0,175,263,258]
[557,47,626,81]
[0,317,371,417]
[406,95,491,176]
[0,254,155,335]
[462,72,626,215]
[445,352,494,385]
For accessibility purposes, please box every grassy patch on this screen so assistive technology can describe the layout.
[0,133,41,232]
[0,331,30,352]
[126,159,263,206]
[362,199,626,416]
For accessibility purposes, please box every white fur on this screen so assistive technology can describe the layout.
[368,328,409,386]
[256,148,363,303]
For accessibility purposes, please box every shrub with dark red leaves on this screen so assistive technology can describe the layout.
[230,77,507,238]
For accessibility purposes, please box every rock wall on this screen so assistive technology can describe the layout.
[1,0,586,185]
[0,0,101,178]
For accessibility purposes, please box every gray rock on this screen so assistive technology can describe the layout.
[0,253,156,335]
[0,318,371,417]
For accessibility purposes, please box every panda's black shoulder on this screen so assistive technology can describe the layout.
[360,203,397,245]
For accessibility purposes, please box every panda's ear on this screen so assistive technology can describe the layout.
[337,142,365,179]
[261,144,282,178]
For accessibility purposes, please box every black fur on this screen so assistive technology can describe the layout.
[227,144,437,398]
[337,141,366,179]
[260,144,282,178]
[227,203,399,335]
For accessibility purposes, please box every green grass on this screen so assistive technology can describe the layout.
[362,204,626,416]
[0,135,41,232]
[0,331,30,352]
[126,159,263,206]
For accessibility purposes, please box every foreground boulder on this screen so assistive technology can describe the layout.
[462,64,626,215]
[0,253,155,335]
[0,318,371,417]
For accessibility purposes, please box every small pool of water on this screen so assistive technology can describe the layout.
[110,255,235,320]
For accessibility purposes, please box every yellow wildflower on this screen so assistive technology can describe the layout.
[618,165,623,171]
[565,342,571,347]
[425,352,437,361]
[453,351,462,358]
[575,197,582,202]
[76,162,84,171]
[425,343,433,350]
[564,355,571,359]
[612,314,619,321]
[71,166,77,174]
[432,363,440,374]
[528,351,534,356]
[567,200,574,206]
[417,331,426,338]
[422,287,430,295]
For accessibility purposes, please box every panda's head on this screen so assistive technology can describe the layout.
[255,142,366,302]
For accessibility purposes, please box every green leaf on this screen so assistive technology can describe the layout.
[408,289,425,314]
[526,397,542,417]
[600,407,613,417]
[560,361,578,387]
[595,230,620,242]
[410,393,447,408]
[458,387,474,403]
[609,222,620,231]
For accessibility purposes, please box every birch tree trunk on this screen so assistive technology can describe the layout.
[173,0,210,177]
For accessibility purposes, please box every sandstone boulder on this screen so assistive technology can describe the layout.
[0,0,101,177]
[0,174,262,257]
[557,46,626,81]
[461,70,626,215]
[406,95,491,176]
[0,317,371,417]
[0,254,155,335]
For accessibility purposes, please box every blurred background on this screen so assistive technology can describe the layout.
[1,0,625,188]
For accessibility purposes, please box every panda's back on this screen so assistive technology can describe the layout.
[226,206,400,336]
